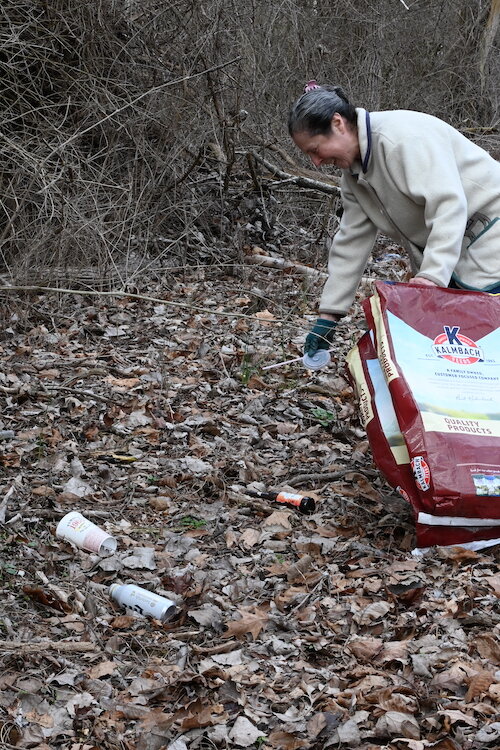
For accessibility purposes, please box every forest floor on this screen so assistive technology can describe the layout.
[0,243,499,750]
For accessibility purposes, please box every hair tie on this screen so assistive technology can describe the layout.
[304,80,320,94]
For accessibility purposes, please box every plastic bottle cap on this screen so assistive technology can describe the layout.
[302,350,330,370]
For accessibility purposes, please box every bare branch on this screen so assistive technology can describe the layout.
[249,151,340,196]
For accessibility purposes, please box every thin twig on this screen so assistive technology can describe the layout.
[287,469,378,486]
[43,58,242,163]
[43,385,123,405]
[0,640,99,653]
[0,285,290,323]
[26,509,113,520]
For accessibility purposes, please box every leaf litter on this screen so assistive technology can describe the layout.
[0,250,499,750]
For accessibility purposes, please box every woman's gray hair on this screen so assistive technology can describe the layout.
[288,85,357,136]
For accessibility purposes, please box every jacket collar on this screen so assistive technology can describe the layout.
[350,108,371,177]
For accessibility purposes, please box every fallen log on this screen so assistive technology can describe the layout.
[246,253,327,278]
[248,151,340,195]
[246,253,377,290]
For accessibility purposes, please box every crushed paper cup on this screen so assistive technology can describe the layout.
[56,511,117,554]
[302,350,330,370]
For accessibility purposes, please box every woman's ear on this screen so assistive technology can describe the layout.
[330,112,344,133]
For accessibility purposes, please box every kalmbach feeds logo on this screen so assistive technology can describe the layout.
[411,456,431,491]
[432,326,484,365]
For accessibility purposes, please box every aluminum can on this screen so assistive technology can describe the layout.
[109,583,176,622]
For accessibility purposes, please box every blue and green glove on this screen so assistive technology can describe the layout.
[304,318,337,356]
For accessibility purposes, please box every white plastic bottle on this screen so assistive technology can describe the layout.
[109,583,177,622]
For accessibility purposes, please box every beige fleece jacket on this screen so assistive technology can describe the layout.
[319,108,500,315]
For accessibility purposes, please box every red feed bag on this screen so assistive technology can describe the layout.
[346,332,421,515]
[347,327,500,548]
[365,282,500,520]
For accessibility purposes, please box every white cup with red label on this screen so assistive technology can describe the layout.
[56,511,117,554]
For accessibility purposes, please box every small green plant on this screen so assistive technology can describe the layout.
[36,435,47,460]
[0,561,18,576]
[310,407,336,427]
[275,553,285,564]
[179,516,206,529]
[239,353,257,385]
[255,737,268,748]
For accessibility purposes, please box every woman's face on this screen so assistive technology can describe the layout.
[293,113,360,170]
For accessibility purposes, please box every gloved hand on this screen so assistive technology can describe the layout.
[304,318,337,356]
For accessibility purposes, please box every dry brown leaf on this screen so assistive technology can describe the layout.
[376,640,409,664]
[139,707,174,731]
[235,318,249,332]
[286,554,313,583]
[25,711,54,728]
[437,709,478,727]
[110,615,137,629]
[354,476,381,502]
[428,740,463,750]
[106,376,141,388]
[88,660,117,679]
[254,310,275,326]
[386,580,426,606]
[370,687,419,714]
[268,730,310,749]
[223,606,269,640]
[262,510,292,529]
[439,547,479,564]
[225,528,237,548]
[148,496,172,511]
[83,423,100,441]
[0,453,20,467]
[465,670,494,702]
[431,663,469,692]
[312,525,339,538]
[22,585,72,614]
[248,245,268,255]
[275,585,309,610]
[474,633,500,661]
[239,528,261,548]
[375,711,420,740]
[489,683,500,702]
[354,600,392,624]
[306,712,327,738]
[265,561,289,575]
[246,373,269,390]
[386,560,420,574]
[347,637,383,662]
[178,700,227,730]
[32,485,55,497]
[485,573,500,596]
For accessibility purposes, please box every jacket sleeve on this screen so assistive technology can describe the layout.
[319,183,378,315]
[384,136,468,286]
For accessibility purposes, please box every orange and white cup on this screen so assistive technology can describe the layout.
[56,511,117,554]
